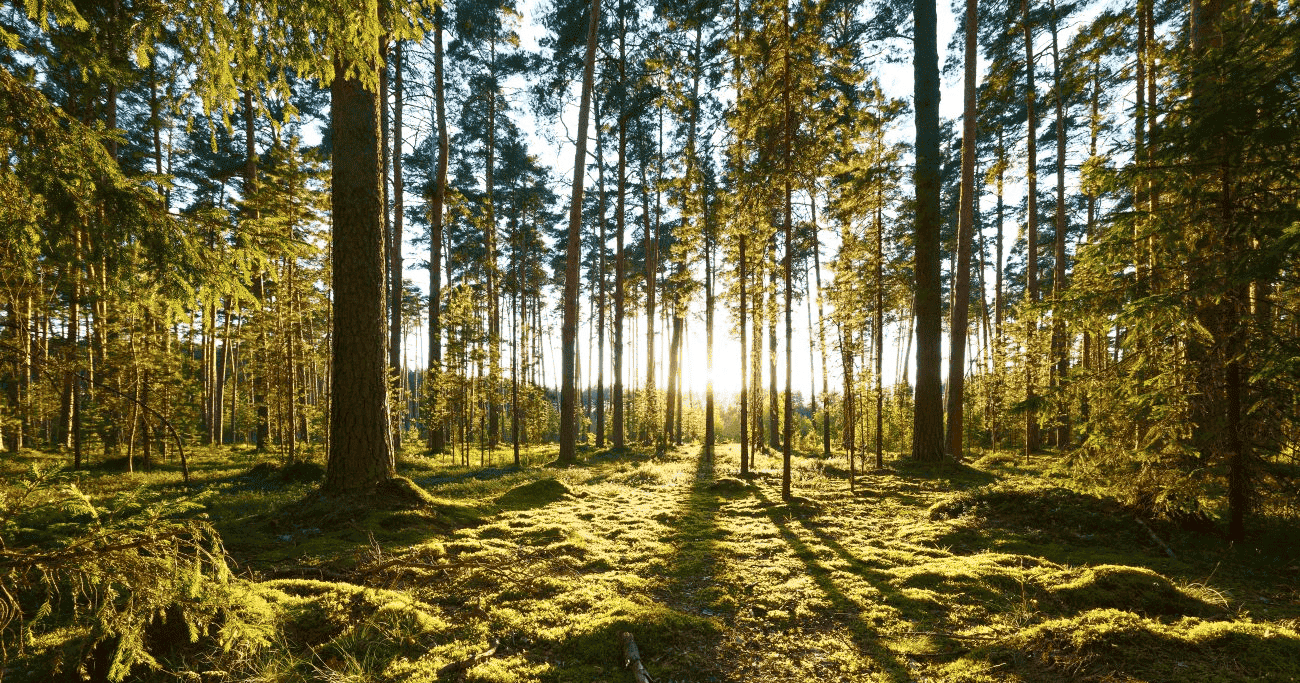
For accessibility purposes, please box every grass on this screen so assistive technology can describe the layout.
[2,442,1298,682]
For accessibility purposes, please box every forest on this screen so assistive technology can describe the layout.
[1,0,1299,679]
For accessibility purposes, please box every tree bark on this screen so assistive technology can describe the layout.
[324,51,396,493]
[391,40,405,451]
[911,0,945,461]
[1048,4,1069,450]
[557,0,600,465]
[1022,0,1041,456]
[945,0,978,461]
[428,8,448,454]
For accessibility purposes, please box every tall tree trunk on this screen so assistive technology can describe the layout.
[811,201,831,459]
[557,0,600,465]
[875,201,885,468]
[513,214,521,465]
[945,0,978,461]
[1048,4,1070,450]
[324,50,396,492]
[768,244,779,452]
[911,0,944,461]
[391,40,405,451]
[486,30,500,450]
[992,129,1005,449]
[739,233,749,475]
[674,318,684,445]
[1022,0,1041,456]
[704,196,715,452]
[752,281,764,454]
[429,8,448,454]
[613,116,627,448]
[781,0,794,499]
[612,0,629,450]
[664,305,679,440]
[245,89,271,453]
[642,130,658,446]
[595,102,607,448]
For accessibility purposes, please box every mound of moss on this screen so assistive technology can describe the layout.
[1047,565,1218,617]
[928,483,1145,551]
[956,609,1300,682]
[496,478,573,510]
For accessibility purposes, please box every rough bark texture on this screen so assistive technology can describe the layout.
[911,0,945,462]
[945,0,978,461]
[558,0,600,465]
[325,58,396,493]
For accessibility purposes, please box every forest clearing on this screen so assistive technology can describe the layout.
[2,443,1297,682]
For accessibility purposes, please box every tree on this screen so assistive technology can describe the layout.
[428,2,450,454]
[944,0,979,460]
[325,48,397,492]
[911,0,944,462]
[1020,0,1042,456]
[557,0,600,465]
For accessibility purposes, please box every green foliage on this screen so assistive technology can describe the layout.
[0,466,274,681]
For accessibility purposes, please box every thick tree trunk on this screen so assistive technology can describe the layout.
[324,53,396,493]
[557,0,600,465]
[911,0,945,462]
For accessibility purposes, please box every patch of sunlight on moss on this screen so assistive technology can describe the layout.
[1048,564,1219,617]
[496,478,573,510]
[950,608,1300,683]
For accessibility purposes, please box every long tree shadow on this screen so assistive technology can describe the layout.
[753,489,918,683]
[536,445,730,681]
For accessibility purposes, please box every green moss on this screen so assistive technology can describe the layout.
[957,609,1300,683]
[1048,564,1219,617]
[496,478,573,510]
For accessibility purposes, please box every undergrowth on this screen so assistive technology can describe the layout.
[1,443,1296,682]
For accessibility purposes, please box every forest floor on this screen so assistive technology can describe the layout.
[4,442,1300,682]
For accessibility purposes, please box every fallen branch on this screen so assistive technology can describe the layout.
[1135,517,1176,559]
[437,639,499,677]
[0,530,189,570]
[892,630,1001,641]
[621,632,653,683]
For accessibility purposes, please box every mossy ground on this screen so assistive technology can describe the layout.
[3,443,1298,682]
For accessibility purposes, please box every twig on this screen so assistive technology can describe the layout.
[437,639,499,677]
[893,630,1001,641]
[621,632,653,683]
[0,530,188,569]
